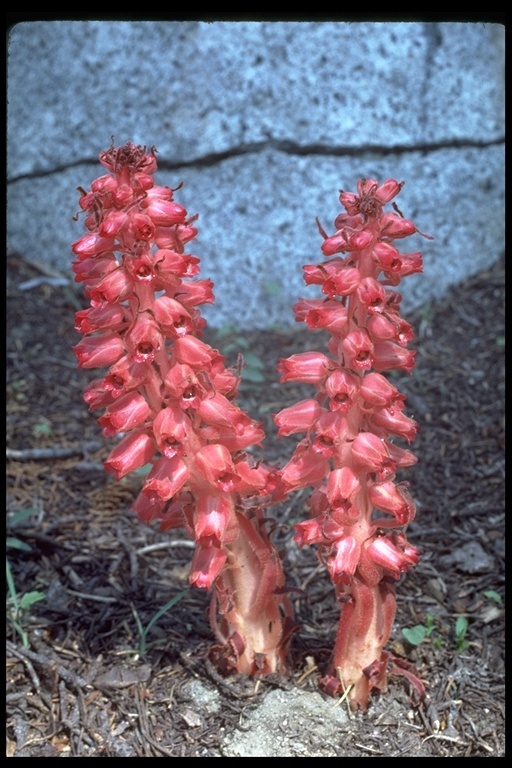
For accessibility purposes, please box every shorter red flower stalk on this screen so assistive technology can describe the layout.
[72,141,294,675]
[275,178,430,710]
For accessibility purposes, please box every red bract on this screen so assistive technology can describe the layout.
[275,177,428,711]
[72,141,294,677]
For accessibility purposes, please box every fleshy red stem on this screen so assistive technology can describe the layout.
[71,141,293,676]
[275,178,428,710]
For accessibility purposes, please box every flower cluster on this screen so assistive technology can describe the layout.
[274,178,428,710]
[71,142,293,675]
[72,146,429,710]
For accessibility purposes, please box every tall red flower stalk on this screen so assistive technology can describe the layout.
[274,178,430,710]
[71,141,294,675]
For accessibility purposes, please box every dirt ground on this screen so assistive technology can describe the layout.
[6,251,505,757]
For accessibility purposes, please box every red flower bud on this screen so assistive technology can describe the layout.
[280,445,329,493]
[366,534,419,579]
[351,432,393,476]
[189,543,227,590]
[125,312,163,363]
[274,399,325,437]
[98,391,150,437]
[104,430,156,480]
[326,536,360,584]
[71,233,116,258]
[369,405,418,443]
[356,277,386,314]
[152,295,194,337]
[342,329,374,371]
[143,456,189,500]
[326,467,361,520]
[372,341,416,374]
[277,351,334,384]
[294,517,327,547]
[152,405,190,458]
[193,494,234,546]
[73,331,124,368]
[194,444,239,493]
[323,369,360,412]
[368,480,416,525]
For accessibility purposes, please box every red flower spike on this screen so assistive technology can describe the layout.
[72,142,293,680]
[276,177,428,711]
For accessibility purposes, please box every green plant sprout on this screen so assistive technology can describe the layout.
[454,616,470,653]
[213,328,265,386]
[402,614,437,646]
[403,614,472,654]
[483,590,502,605]
[32,417,53,439]
[131,590,188,656]
[7,508,46,647]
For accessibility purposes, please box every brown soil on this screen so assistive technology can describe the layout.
[6,252,505,757]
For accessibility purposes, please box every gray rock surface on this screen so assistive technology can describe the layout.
[221,688,351,757]
[7,21,504,328]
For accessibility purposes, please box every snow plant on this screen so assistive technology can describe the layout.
[71,142,294,676]
[274,178,429,710]
[71,143,429,711]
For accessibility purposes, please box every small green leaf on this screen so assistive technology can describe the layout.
[6,536,33,552]
[455,615,468,639]
[242,368,265,383]
[131,463,153,477]
[135,590,187,656]
[455,617,467,637]
[243,352,264,369]
[8,508,38,528]
[144,591,187,637]
[402,625,427,646]
[18,591,46,610]
[223,337,250,354]
[33,419,53,438]
[483,590,502,605]
[214,324,238,338]
[495,336,505,347]
[454,616,470,652]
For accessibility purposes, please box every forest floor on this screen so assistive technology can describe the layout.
[6,252,505,757]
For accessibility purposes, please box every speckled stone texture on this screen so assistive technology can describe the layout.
[7,21,504,328]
